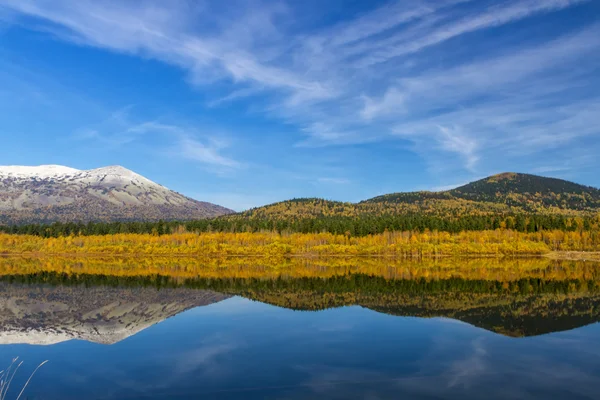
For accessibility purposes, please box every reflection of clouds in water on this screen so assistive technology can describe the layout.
[316,322,355,332]
[535,325,600,357]
[31,307,600,399]
[164,332,242,385]
[300,365,382,390]
[288,332,496,399]
[392,328,600,400]
[95,335,241,399]
[447,337,488,388]
[291,364,396,399]
[173,341,237,378]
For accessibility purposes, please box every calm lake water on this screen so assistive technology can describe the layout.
[1,258,600,399]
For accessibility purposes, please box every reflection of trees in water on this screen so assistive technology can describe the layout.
[1,256,600,281]
[2,270,600,294]
[2,265,600,338]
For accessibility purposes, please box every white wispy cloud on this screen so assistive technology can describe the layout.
[74,108,241,170]
[0,0,331,101]
[437,125,479,170]
[177,136,240,169]
[206,86,264,108]
[360,88,406,121]
[1,0,597,178]
[352,0,589,68]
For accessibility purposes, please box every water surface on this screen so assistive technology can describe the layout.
[1,257,599,399]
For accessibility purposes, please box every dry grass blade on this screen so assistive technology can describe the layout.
[15,360,48,400]
[1,361,23,400]
[0,358,19,400]
[0,358,48,400]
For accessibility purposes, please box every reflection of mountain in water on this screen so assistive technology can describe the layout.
[238,290,600,337]
[227,277,600,337]
[1,271,600,341]
[365,295,600,337]
[0,283,230,345]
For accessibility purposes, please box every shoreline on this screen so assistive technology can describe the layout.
[543,251,600,261]
[0,251,598,261]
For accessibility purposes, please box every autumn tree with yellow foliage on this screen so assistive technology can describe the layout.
[1,228,599,257]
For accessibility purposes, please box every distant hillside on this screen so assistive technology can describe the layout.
[240,198,356,219]
[3,171,599,233]
[449,172,600,211]
[234,194,508,221]
[0,165,233,224]
[231,173,600,221]
[364,172,600,211]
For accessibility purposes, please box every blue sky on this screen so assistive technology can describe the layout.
[0,0,599,210]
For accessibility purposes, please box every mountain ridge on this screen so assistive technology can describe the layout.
[235,172,600,220]
[2,169,599,226]
[0,164,233,224]
[447,172,600,210]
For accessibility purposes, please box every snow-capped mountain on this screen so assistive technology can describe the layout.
[0,165,233,223]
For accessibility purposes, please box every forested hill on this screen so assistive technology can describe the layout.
[175,172,600,236]
[450,172,600,210]
[363,172,600,212]
[240,172,600,219]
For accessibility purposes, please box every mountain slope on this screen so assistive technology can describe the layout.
[365,172,600,209]
[231,173,600,221]
[453,172,600,196]
[0,165,233,224]
[448,172,600,210]
[239,198,356,219]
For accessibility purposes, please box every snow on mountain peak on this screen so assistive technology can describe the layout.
[88,165,138,177]
[0,163,172,209]
[86,165,156,184]
[0,165,81,178]
[0,164,157,185]
[0,164,233,222]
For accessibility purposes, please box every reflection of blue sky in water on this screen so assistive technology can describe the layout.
[1,297,600,399]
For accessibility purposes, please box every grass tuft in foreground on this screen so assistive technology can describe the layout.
[0,358,48,400]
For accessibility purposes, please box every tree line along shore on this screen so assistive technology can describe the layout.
[2,213,599,238]
[1,229,599,257]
